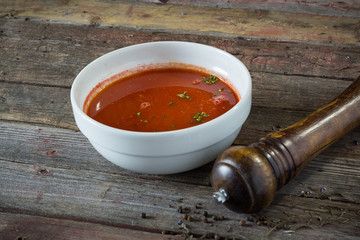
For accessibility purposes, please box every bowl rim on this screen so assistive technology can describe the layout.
[70,41,252,138]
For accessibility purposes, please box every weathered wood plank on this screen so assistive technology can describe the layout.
[0,212,185,240]
[0,73,355,133]
[0,82,74,130]
[136,0,360,18]
[1,67,358,161]
[0,0,359,45]
[0,122,359,239]
[1,18,359,90]
[1,121,359,203]
[1,20,357,127]
[1,120,359,186]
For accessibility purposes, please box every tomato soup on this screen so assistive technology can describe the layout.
[85,67,240,132]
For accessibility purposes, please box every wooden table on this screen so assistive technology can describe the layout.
[1,1,359,239]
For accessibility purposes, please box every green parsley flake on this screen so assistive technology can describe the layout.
[193,112,210,122]
[168,101,174,106]
[202,74,219,84]
[177,91,191,100]
[136,112,141,117]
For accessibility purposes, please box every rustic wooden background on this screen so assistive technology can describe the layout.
[0,0,359,239]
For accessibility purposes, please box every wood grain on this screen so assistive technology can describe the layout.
[1,121,359,239]
[1,75,357,132]
[136,0,360,18]
[1,0,360,239]
[1,19,358,130]
[0,212,185,240]
[1,0,359,45]
[1,18,359,86]
[0,121,358,190]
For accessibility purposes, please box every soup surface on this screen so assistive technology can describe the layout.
[85,67,239,132]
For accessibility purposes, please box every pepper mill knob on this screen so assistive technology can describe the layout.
[211,77,360,213]
[213,188,230,203]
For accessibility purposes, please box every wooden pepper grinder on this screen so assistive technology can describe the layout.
[211,76,360,213]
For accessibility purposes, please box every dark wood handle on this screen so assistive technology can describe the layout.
[211,77,360,213]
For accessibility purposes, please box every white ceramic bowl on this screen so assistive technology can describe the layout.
[70,41,251,174]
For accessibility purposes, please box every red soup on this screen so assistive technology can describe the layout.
[85,67,240,132]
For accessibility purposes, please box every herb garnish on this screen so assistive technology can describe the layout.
[193,112,210,122]
[168,102,174,106]
[136,112,141,117]
[141,120,148,123]
[218,88,224,92]
[177,91,191,100]
[202,75,219,84]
